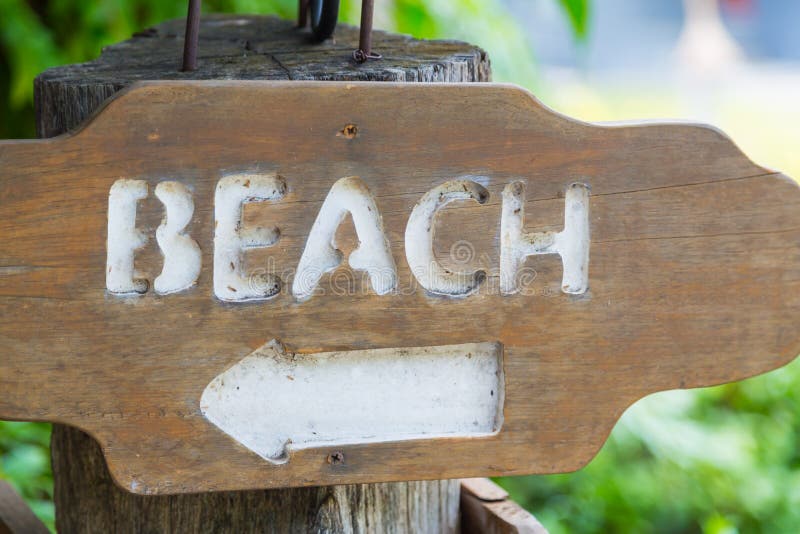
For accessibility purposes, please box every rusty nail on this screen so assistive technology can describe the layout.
[353,0,381,64]
[338,124,358,139]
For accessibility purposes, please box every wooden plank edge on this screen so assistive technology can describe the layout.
[0,480,50,534]
[460,478,548,534]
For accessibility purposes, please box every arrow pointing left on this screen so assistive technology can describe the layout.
[200,340,505,463]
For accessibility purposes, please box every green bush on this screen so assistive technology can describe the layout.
[0,421,54,530]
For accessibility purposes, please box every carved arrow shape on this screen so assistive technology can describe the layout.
[200,340,504,462]
[0,81,798,494]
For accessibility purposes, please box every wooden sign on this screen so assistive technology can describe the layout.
[1,81,799,494]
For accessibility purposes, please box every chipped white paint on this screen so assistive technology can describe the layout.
[213,173,285,301]
[154,181,201,294]
[293,176,397,300]
[200,340,504,463]
[500,181,590,295]
[405,180,490,296]
[106,179,148,294]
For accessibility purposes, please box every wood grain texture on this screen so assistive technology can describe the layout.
[31,16,477,530]
[0,481,50,534]
[3,79,798,494]
[51,426,459,533]
[34,14,490,139]
[460,479,548,534]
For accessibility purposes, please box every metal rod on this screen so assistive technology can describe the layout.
[359,0,374,56]
[353,0,380,63]
[182,0,202,72]
[298,0,309,28]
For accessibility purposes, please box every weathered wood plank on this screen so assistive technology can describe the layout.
[460,479,548,534]
[2,80,798,494]
[51,426,460,533]
[29,15,483,531]
[0,481,50,534]
[34,14,490,139]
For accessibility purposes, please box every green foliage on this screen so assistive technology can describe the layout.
[0,421,54,531]
[380,0,540,88]
[0,0,296,138]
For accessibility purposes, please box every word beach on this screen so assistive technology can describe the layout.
[107,175,591,301]
[2,81,798,493]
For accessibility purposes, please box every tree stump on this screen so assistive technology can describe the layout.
[35,14,490,533]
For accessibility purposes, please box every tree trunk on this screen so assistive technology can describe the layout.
[35,14,490,533]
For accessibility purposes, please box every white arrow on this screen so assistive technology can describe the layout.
[200,340,504,463]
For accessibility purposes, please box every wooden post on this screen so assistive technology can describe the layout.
[34,14,490,533]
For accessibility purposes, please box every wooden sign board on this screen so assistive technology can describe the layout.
[1,81,799,494]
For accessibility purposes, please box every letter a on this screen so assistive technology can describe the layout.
[293,176,396,300]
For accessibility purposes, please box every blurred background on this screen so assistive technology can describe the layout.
[1,0,799,532]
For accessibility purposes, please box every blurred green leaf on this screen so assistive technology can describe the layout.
[0,422,54,531]
[558,0,589,39]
